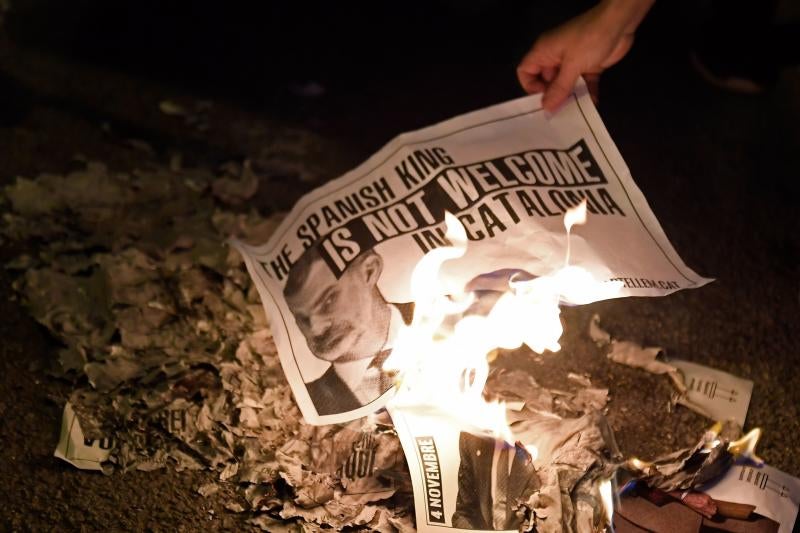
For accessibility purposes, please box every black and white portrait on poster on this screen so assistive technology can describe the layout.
[282,245,412,416]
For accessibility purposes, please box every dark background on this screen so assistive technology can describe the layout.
[0,0,798,530]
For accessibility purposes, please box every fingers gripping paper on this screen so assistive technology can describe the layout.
[232,79,711,424]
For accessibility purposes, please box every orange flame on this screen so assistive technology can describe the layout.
[386,201,623,445]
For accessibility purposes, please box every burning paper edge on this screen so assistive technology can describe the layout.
[625,425,765,486]
[388,405,530,533]
[386,201,624,446]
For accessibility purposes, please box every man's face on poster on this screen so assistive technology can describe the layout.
[286,253,384,363]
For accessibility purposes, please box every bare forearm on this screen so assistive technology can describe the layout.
[598,0,655,35]
[517,0,655,111]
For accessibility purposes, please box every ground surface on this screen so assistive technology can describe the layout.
[0,1,798,531]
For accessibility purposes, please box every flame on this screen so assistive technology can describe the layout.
[627,457,652,472]
[563,199,587,267]
[386,203,622,445]
[564,198,588,231]
[598,477,615,526]
[728,428,763,465]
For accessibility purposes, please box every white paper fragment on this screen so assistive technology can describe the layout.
[567,372,593,388]
[233,79,712,425]
[607,340,674,374]
[249,514,301,532]
[702,463,800,533]
[54,402,112,470]
[588,314,611,346]
[220,461,239,481]
[671,359,754,427]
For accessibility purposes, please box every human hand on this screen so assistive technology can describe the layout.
[517,0,654,111]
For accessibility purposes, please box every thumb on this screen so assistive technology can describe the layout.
[542,63,580,112]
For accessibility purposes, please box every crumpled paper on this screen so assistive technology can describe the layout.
[2,158,412,531]
[625,421,743,492]
[485,366,620,532]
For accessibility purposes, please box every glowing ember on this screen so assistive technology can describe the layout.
[385,200,624,445]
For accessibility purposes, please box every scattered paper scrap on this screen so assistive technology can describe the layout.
[591,314,755,425]
[197,482,221,498]
[671,359,753,427]
[589,314,611,346]
[607,340,675,375]
[54,402,113,471]
[702,463,800,533]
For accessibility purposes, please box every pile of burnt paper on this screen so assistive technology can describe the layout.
[1,159,415,531]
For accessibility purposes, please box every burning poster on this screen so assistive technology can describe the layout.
[233,78,712,424]
[382,210,623,533]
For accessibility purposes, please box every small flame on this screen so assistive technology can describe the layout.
[564,198,588,232]
[728,428,763,465]
[598,477,615,526]
[563,199,587,267]
[386,204,621,445]
[626,457,652,472]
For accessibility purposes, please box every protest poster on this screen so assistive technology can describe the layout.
[232,78,712,424]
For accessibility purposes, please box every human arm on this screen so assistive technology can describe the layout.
[517,0,655,111]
